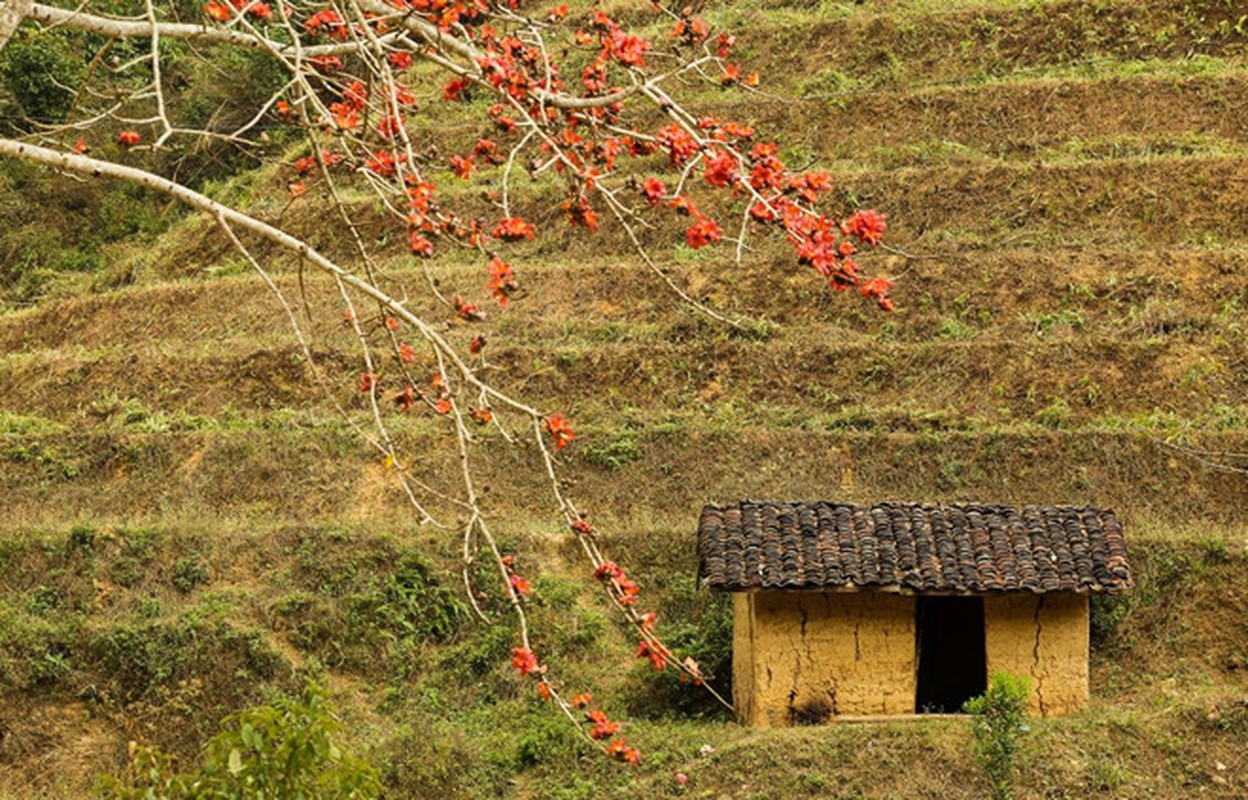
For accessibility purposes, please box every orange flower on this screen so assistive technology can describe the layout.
[510,573,534,597]
[685,215,722,249]
[117,130,141,147]
[545,413,575,450]
[492,216,536,241]
[510,646,539,676]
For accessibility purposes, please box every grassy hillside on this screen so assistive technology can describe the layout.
[1,0,1247,797]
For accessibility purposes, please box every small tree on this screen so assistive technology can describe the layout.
[964,671,1031,800]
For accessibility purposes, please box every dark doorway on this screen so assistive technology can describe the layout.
[915,596,987,713]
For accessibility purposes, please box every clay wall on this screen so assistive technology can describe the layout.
[733,590,916,727]
[984,592,1090,716]
[732,590,1090,725]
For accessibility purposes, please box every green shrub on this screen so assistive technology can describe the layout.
[581,435,644,470]
[94,679,380,799]
[173,557,211,593]
[965,672,1032,800]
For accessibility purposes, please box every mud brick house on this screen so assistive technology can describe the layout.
[697,501,1131,726]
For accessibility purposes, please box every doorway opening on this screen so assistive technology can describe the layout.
[915,596,986,713]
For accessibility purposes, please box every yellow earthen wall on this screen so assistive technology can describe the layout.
[983,593,1089,716]
[733,590,917,727]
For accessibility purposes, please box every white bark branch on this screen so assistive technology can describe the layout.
[0,0,32,51]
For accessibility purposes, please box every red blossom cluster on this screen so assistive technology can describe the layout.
[486,256,518,306]
[501,555,534,598]
[544,413,575,451]
[635,638,670,671]
[203,0,271,23]
[593,561,640,605]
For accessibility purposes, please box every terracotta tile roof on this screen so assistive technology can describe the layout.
[698,501,1131,594]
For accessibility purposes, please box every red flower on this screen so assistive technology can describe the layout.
[685,215,722,249]
[117,130,141,147]
[667,194,697,217]
[454,296,485,321]
[397,343,416,363]
[586,710,621,740]
[486,256,518,306]
[469,336,487,354]
[860,276,895,312]
[450,155,473,180]
[561,197,599,232]
[545,413,575,450]
[511,646,540,676]
[474,138,500,163]
[492,216,536,241]
[637,638,669,670]
[408,232,433,258]
[393,386,416,412]
[640,176,666,207]
[570,519,594,536]
[571,692,592,708]
[844,209,887,246]
[656,125,699,166]
[606,739,640,764]
[358,372,380,392]
[304,8,347,39]
[536,682,552,702]
[443,78,470,102]
[203,1,231,21]
[510,573,534,597]
[703,149,738,188]
[608,31,650,67]
[366,150,395,176]
[470,407,493,424]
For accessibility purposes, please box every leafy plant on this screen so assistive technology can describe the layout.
[94,679,380,799]
[964,672,1032,800]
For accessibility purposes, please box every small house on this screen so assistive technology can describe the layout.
[697,501,1131,726]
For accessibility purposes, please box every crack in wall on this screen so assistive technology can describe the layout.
[788,597,813,717]
[1031,596,1048,717]
[853,602,863,662]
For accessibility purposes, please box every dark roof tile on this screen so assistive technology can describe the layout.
[698,501,1132,594]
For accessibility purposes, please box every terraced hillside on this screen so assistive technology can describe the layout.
[2,0,1247,797]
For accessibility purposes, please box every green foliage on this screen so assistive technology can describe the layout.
[964,672,1032,800]
[90,615,283,703]
[0,27,89,124]
[173,557,211,593]
[513,706,581,768]
[0,598,79,689]
[94,679,381,799]
[278,548,467,675]
[581,434,644,470]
